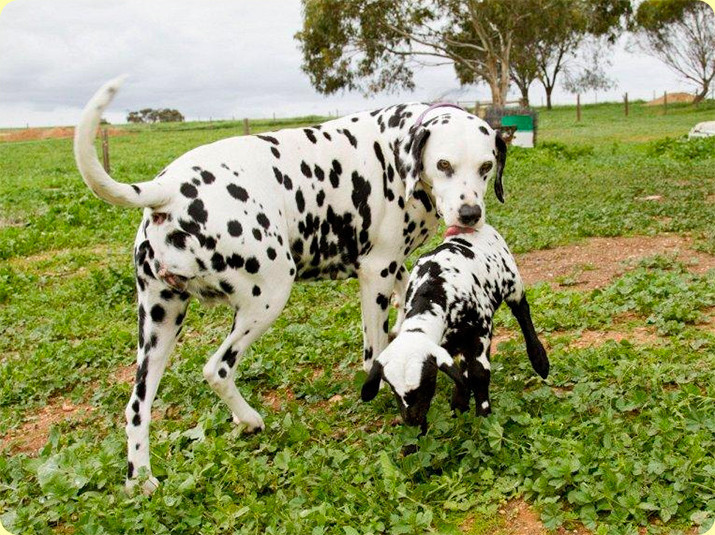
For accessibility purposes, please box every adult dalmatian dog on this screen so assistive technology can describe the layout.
[74,77,507,492]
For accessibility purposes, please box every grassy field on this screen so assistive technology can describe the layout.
[0,101,714,534]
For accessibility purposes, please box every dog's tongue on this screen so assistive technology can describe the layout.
[445,226,475,238]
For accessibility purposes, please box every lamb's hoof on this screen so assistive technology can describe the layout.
[125,475,159,495]
[476,400,492,417]
[401,444,418,456]
[529,344,550,379]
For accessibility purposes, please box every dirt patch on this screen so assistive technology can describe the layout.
[696,308,715,334]
[113,364,136,384]
[567,325,662,350]
[0,216,26,228]
[262,387,296,412]
[516,234,715,290]
[0,126,128,143]
[1,398,94,455]
[645,92,694,106]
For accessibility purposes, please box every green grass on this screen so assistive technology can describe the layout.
[1,101,714,534]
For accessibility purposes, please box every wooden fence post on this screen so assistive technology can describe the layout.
[576,94,581,122]
[624,92,629,117]
[663,92,668,115]
[243,118,250,135]
[101,128,110,173]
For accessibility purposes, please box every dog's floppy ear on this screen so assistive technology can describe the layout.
[405,127,431,200]
[494,131,507,204]
[361,361,383,402]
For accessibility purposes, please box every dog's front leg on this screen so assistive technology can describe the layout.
[388,265,409,342]
[357,262,398,371]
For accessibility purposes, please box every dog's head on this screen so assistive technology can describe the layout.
[403,111,507,233]
[361,333,465,431]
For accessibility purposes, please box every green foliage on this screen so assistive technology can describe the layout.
[648,136,715,161]
[1,102,714,534]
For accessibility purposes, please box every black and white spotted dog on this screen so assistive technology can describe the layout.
[74,78,508,492]
[361,224,549,432]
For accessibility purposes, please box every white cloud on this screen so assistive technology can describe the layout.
[0,0,687,127]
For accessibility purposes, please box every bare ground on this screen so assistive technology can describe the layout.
[516,233,715,290]
[0,126,128,143]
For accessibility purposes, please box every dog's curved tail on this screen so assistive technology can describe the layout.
[74,77,170,209]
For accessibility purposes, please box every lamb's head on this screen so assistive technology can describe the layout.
[361,333,465,431]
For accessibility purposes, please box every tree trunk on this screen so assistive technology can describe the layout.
[544,85,554,110]
[693,82,709,104]
[517,83,530,107]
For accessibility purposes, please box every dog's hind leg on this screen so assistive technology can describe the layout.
[125,279,189,494]
[202,272,293,431]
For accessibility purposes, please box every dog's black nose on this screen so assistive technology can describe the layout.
[458,204,482,226]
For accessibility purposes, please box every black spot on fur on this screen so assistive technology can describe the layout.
[273,167,283,185]
[227,220,243,237]
[252,285,261,296]
[227,254,244,269]
[211,253,227,272]
[180,183,198,198]
[201,170,216,184]
[271,147,280,158]
[257,134,279,145]
[479,126,489,135]
[300,161,312,178]
[150,304,165,322]
[227,184,249,202]
[296,190,305,213]
[329,160,342,188]
[166,230,189,250]
[220,280,234,294]
[253,228,262,241]
[188,199,208,224]
[316,190,325,207]
[256,213,270,229]
[304,129,317,144]
[267,247,277,260]
[245,257,260,274]
[340,128,358,148]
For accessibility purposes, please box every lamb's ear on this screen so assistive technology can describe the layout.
[494,131,507,203]
[361,361,383,402]
[433,346,466,388]
[405,127,431,200]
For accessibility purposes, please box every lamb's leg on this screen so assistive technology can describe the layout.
[507,295,549,379]
[450,357,471,413]
[464,335,493,416]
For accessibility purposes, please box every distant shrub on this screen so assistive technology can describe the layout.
[648,136,715,160]
[534,141,595,160]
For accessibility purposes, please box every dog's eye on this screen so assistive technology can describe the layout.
[437,160,452,173]
[479,162,493,176]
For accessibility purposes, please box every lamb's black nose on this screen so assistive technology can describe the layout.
[458,204,482,226]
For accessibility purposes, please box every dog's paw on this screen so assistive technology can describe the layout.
[232,411,265,434]
[125,475,160,495]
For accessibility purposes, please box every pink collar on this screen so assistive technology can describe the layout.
[414,103,465,126]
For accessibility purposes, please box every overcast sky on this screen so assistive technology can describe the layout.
[0,0,692,128]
